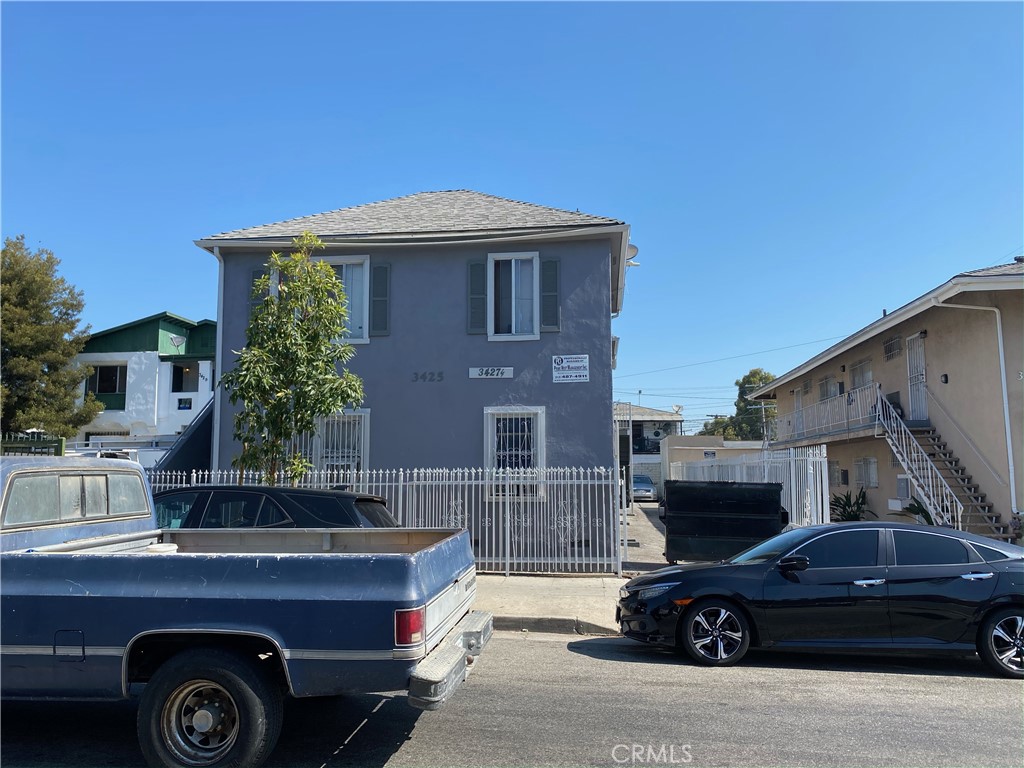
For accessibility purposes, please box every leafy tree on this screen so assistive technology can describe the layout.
[1,235,103,437]
[699,368,776,440]
[221,232,364,485]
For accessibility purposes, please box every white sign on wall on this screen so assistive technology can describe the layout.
[552,354,589,383]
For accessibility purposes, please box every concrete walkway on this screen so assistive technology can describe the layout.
[473,502,669,636]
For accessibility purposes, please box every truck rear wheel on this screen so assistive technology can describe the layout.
[137,648,283,768]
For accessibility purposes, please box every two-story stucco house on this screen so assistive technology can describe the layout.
[197,190,635,474]
[75,312,217,465]
[750,261,1023,541]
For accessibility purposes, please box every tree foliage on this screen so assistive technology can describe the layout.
[699,368,776,440]
[221,232,364,485]
[1,235,103,437]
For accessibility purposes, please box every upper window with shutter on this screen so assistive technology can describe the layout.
[318,256,370,344]
[470,252,558,341]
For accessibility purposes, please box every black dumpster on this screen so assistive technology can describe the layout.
[663,480,787,563]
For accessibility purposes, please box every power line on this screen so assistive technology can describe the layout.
[615,335,849,379]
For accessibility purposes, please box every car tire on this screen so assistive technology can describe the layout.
[137,648,283,768]
[679,599,750,667]
[978,607,1024,679]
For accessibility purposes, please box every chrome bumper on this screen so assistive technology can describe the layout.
[408,609,493,710]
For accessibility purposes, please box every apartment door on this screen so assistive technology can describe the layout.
[907,333,928,421]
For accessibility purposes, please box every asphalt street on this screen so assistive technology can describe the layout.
[2,630,1019,768]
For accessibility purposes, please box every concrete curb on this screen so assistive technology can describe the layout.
[493,615,620,637]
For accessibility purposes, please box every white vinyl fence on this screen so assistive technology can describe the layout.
[148,467,622,575]
[669,445,830,527]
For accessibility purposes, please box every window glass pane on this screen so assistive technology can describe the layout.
[851,359,873,388]
[91,365,127,394]
[893,531,969,565]
[202,493,263,528]
[331,263,366,340]
[172,363,199,393]
[795,530,878,568]
[60,476,83,519]
[493,259,512,334]
[495,415,535,469]
[343,263,365,338]
[155,492,204,528]
[514,258,534,334]
[286,493,356,526]
[83,475,108,518]
[353,500,399,528]
[4,475,60,526]
[972,544,1012,562]
[257,501,291,527]
[107,473,149,516]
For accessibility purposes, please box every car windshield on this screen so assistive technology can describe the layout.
[634,475,653,486]
[727,527,818,564]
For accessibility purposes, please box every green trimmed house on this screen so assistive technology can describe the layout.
[75,313,216,465]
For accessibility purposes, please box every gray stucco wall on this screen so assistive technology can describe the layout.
[214,237,616,470]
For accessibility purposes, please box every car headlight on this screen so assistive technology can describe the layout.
[638,582,679,601]
[619,586,630,600]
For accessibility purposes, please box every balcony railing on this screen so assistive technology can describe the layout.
[770,383,878,443]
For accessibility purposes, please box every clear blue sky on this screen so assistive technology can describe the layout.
[3,1,1021,430]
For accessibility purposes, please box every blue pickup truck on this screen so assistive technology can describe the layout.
[0,456,492,768]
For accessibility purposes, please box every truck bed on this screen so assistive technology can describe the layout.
[20,527,461,555]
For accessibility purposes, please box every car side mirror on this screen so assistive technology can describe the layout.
[779,555,810,572]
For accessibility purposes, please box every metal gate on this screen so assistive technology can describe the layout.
[907,333,928,421]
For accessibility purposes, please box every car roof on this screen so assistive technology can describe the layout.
[152,485,384,503]
[799,521,1024,555]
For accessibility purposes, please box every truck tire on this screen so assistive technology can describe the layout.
[137,648,283,768]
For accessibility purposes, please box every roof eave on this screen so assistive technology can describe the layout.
[194,223,625,253]
[749,272,1022,400]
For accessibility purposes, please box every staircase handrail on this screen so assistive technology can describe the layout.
[874,386,963,529]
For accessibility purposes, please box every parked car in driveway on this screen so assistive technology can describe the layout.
[154,485,400,529]
[617,522,1024,678]
[631,474,659,503]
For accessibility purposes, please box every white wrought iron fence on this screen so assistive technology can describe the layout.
[669,446,830,527]
[147,466,622,575]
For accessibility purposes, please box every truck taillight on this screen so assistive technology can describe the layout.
[395,606,425,645]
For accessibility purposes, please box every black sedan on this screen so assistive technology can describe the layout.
[617,522,1024,678]
[153,485,399,530]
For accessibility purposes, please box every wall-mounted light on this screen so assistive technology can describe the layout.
[940,374,948,384]
[840,365,846,372]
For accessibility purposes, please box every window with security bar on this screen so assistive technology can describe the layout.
[290,411,368,473]
[883,335,903,361]
[485,406,546,471]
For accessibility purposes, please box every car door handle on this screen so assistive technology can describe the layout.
[960,572,994,581]
[853,579,886,587]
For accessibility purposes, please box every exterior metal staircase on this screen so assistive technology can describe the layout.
[910,427,1012,541]
[874,388,962,529]
[874,387,1012,541]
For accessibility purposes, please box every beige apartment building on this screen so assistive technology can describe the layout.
[750,261,1022,541]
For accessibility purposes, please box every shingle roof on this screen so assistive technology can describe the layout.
[202,190,623,242]
[957,260,1024,278]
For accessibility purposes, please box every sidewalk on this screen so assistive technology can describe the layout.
[473,502,668,636]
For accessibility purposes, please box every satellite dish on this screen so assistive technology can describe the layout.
[672,405,682,414]
[169,335,187,352]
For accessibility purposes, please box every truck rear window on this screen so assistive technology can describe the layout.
[3,471,149,528]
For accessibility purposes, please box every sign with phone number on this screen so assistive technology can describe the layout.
[469,367,513,379]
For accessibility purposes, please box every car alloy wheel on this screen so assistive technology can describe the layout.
[681,599,750,666]
[981,609,1024,679]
